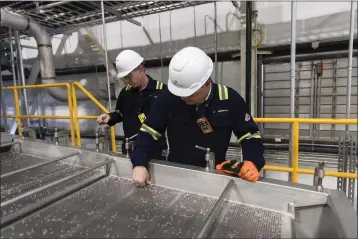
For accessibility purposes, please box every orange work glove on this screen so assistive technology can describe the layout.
[216,160,260,182]
[239,161,260,182]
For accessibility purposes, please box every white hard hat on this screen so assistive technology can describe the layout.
[168,46,213,97]
[115,50,144,78]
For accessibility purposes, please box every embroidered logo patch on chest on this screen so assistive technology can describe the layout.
[217,109,229,113]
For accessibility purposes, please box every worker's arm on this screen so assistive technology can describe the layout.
[106,90,125,126]
[131,89,171,168]
[230,88,265,181]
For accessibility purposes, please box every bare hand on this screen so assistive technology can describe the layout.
[97,113,110,125]
[132,166,150,187]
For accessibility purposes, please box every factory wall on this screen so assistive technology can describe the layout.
[263,57,358,139]
[17,1,356,69]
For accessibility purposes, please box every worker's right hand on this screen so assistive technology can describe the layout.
[132,166,150,187]
[97,113,110,125]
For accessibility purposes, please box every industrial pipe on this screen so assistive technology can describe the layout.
[158,15,164,82]
[288,0,297,182]
[14,30,29,117]
[8,28,17,87]
[0,9,111,102]
[245,1,252,111]
[257,54,264,133]
[263,50,358,64]
[214,2,218,83]
[346,1,355,139]
[100,0,112,111]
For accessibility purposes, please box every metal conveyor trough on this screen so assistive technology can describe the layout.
[0,135,356,238]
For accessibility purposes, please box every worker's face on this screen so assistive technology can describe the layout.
[181,81,210,105]
[121,65,145,88]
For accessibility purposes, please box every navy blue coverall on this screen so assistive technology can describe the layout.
[131,82,265,171]
[107,75,168,157]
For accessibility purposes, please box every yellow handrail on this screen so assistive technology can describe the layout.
[71,82,117,152]
[2,83,75,146]
[253,117,358,182]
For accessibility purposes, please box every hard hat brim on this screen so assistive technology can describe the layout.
[168,78,205,98]
[117,69,132,79]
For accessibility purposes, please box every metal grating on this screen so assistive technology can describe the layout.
[1,164,86,202]
[215,203,284,238]
[0,1,212,40]
[1,162,72,191]
[142,193,216,238]
[0,152,46,174]
[1,168,99,218]
[73,184,181,238]
[0,177,135,238]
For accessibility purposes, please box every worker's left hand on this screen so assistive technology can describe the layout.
[216,160,260,182]
[238,161,260,182]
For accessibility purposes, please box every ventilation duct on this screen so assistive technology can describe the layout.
[0,9,113,102]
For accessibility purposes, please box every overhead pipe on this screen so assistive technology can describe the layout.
[245,1,252,111]
[101,0,112,111]
[345,1,355,139]
[263,50,358,64]
[0,9,111,102]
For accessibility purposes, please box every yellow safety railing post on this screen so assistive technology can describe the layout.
[13,88,22,136]
[65,83,76,146]
[292,121,299,183]
[71,83,82,147]
[72,82,117,152]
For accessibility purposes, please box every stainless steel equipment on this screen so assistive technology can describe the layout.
[313,161,325,192]
[125,133,138,158]
[195,145,216,172]
[0,134,356,238]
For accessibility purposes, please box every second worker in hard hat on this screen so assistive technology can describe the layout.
[130,46,265,186]
[97,49,168,158]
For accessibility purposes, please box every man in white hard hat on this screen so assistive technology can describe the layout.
[130,46,265,186]
[97,49,168,158]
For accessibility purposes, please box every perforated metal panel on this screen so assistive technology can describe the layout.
[72,184,181,238]
[1,164,86,202]
[1,177,135,238]
[1,174,289,238]
[142,193,216,238]
[0,152,46,174]
[0,151,99,219]
[215,203,284,238]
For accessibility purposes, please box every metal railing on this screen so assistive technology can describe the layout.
[71,82,117,152]
[255,118,358,183]
[2,83,76,146]
[2,83,357,183]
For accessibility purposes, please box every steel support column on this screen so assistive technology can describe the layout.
[288,0,297,182]
[245,1,252,111]
[100,0,112,111]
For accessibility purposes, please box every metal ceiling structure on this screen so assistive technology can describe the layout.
[0,1,211,40]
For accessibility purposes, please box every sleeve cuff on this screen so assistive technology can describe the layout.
[241,139,265,171]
